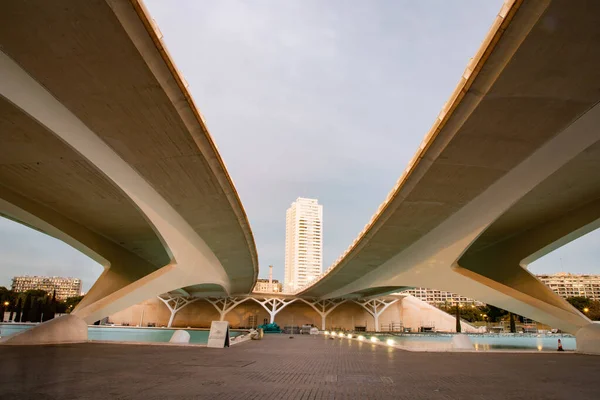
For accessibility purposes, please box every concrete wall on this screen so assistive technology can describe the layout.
[108,295,480,332]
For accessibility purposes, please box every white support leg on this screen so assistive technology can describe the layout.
[204,297,250,321]
[353,298,399,332]
[157,293,199,327]
[252,298,297,324]
[297,299,347,330]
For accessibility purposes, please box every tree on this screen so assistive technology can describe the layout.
[30,297,42,323]
[0,288,18,322]
[567,297,600,320]
[61,295,85,314]
[509,312,516,333]
[24,289,48,298]
[455,305,462,333]
[482,305,508,323]
[42,290,56,322]
[14,297,22,323]
[22,293,32,322]
[567,296,592,310]
[438,304,486,323]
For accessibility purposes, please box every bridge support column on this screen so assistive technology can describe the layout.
[157,294,199,327]
[73,264,197,324]
[353,298,398,332]
[576,323,600,355]
[297,299,347,330]
[204,297,250,321]
[253,298,296,324]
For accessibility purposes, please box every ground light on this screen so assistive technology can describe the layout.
[338,332,344,337]
[347,333,352,338]
[386,339,395,346]
[370,337,378,343]
[330,332,336,337]
[358,335,365,341]
[324,331,330,335]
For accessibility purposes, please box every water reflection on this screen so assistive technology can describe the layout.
[366,333,576,352]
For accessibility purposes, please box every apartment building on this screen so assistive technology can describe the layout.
[284,198,323,292]
[11,275,82,300]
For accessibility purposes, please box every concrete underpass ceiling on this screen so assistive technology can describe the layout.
[0,96,171,268]
[0,0,258,293]
[464,140,600,255]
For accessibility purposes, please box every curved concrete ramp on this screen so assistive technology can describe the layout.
[0,0,258,324]
[0,315,88,345]
[297,0,599,334]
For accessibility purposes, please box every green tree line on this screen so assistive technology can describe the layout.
[438,297,600,330]
[0,286,84,322]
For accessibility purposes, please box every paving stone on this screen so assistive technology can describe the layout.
[0,335,598,399]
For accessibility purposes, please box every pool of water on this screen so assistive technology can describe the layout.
[0,323,242,345]
[370,333,576,351]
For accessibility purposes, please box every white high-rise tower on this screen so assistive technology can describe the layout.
[284,197,323,292]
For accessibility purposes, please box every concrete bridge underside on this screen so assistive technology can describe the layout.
[299,0,600,345]
[0,0,258,325]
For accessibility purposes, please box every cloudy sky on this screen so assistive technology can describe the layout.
[1,0,598,291]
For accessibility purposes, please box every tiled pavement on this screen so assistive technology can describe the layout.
[0,335,598,399]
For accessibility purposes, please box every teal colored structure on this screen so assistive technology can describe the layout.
[257,322,281,333]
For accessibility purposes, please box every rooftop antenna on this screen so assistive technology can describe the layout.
[560,257,564,272]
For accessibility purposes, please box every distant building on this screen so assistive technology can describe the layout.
[253,279,283,293]
[404,273,600,307]
[11,276,82,300]
[403,288,484,307]
[253,265,282,293]
[284,198,323,292]
[536,273,600,300]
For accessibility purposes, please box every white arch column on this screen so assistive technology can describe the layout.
[252,297,297,324]
[157,294,199,327]
[353,298,399,332]
[204,297,250,321]
[297,299,347,330]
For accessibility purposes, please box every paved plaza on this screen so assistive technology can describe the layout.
[0,335,598,399]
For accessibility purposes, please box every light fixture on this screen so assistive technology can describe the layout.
[347,333,352,338]
[370,337,378,343]
[324,331,330,335]
[358,335,365,341]
[386,339,395,346]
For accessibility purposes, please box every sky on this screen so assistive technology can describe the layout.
[1,0,598,291]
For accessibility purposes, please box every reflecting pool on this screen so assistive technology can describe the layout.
[0,323,243,345]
